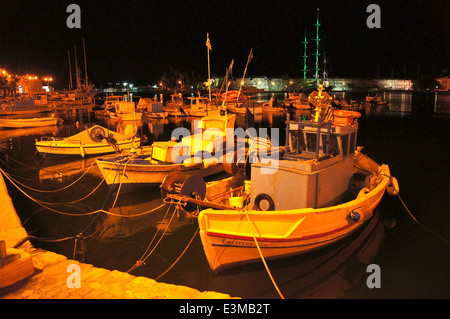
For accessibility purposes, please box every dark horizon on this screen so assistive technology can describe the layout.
[0,0,448,89]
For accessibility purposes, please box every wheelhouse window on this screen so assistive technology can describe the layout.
[288,129,305,154]
[349,132,357,154]
[341,134,349,157]
[322,134,340,156]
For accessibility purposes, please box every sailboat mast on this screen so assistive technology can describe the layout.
[67,50,73,92]
[206,33,212,101]
[313,8,321,86]
[302,30,308,80]
[74,45,81,90]
[82,38,89,91]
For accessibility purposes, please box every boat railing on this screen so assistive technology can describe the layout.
[39,136,65,141]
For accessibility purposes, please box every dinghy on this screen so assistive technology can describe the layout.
[35,125,140,157]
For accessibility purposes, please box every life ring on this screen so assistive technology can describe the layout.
[254,193,275,211]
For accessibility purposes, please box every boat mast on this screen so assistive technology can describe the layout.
[82,38,89,91]
[74,45,81,90]
[323,52,328,81]
[67,50,73,92]
[301,30,308,80]
[313,8,321,86]
[206,33,212,101]
[237,48,253,101]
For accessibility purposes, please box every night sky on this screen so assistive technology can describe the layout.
[0,0,448,89]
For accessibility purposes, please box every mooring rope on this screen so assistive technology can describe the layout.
[154,227,199,281]
[396,193,450,245]
[127,201,176,273]
[244,210,285,299]
[0,160,98,193]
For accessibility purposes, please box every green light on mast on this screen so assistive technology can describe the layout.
[301,30,308,80]
[313,8,321,86]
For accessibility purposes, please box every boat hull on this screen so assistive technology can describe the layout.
[96,156,225,191]
[36,139,139,157]
[0,117,58,128]
[198,164,391,272]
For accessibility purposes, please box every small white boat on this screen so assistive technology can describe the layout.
[163,93,187,117]
[108,101,143,121]
[0,115,60,128]
[283,92,310,110]
[165,109,398,272]
[96,113,237,191]
[35,125,140,157]
[185,96,220,117]
[137,98,167,119]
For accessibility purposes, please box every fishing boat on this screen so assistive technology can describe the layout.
[163,93,187,117]
[137,98,167,119]
[96,113,237,192]
[185,96,220,117]
[366,94,389,106]
[35,125,140,157]
[101,95,124,110]
[108,101,143,121]
[165,108,398,272]
[283,92,310,110]
[0,114,61,129]
[262,97,285,113]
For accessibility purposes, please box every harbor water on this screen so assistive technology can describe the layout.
[1,91,449,299]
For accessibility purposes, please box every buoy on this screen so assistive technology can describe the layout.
[387,177,399,196]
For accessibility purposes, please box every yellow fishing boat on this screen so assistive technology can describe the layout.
[35,125,140,157]
[96,113,236,191]
[166,109,399,272]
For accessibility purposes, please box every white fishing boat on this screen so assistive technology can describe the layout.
[137,98,167,119]
[0,114,61,129]
[101,95,124,110]
[35,125,140,157]
[96,113,237,191]
[108,101,143,121]
[163,93,187,117]
[166,108,398,272]
[185,96,220,117]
